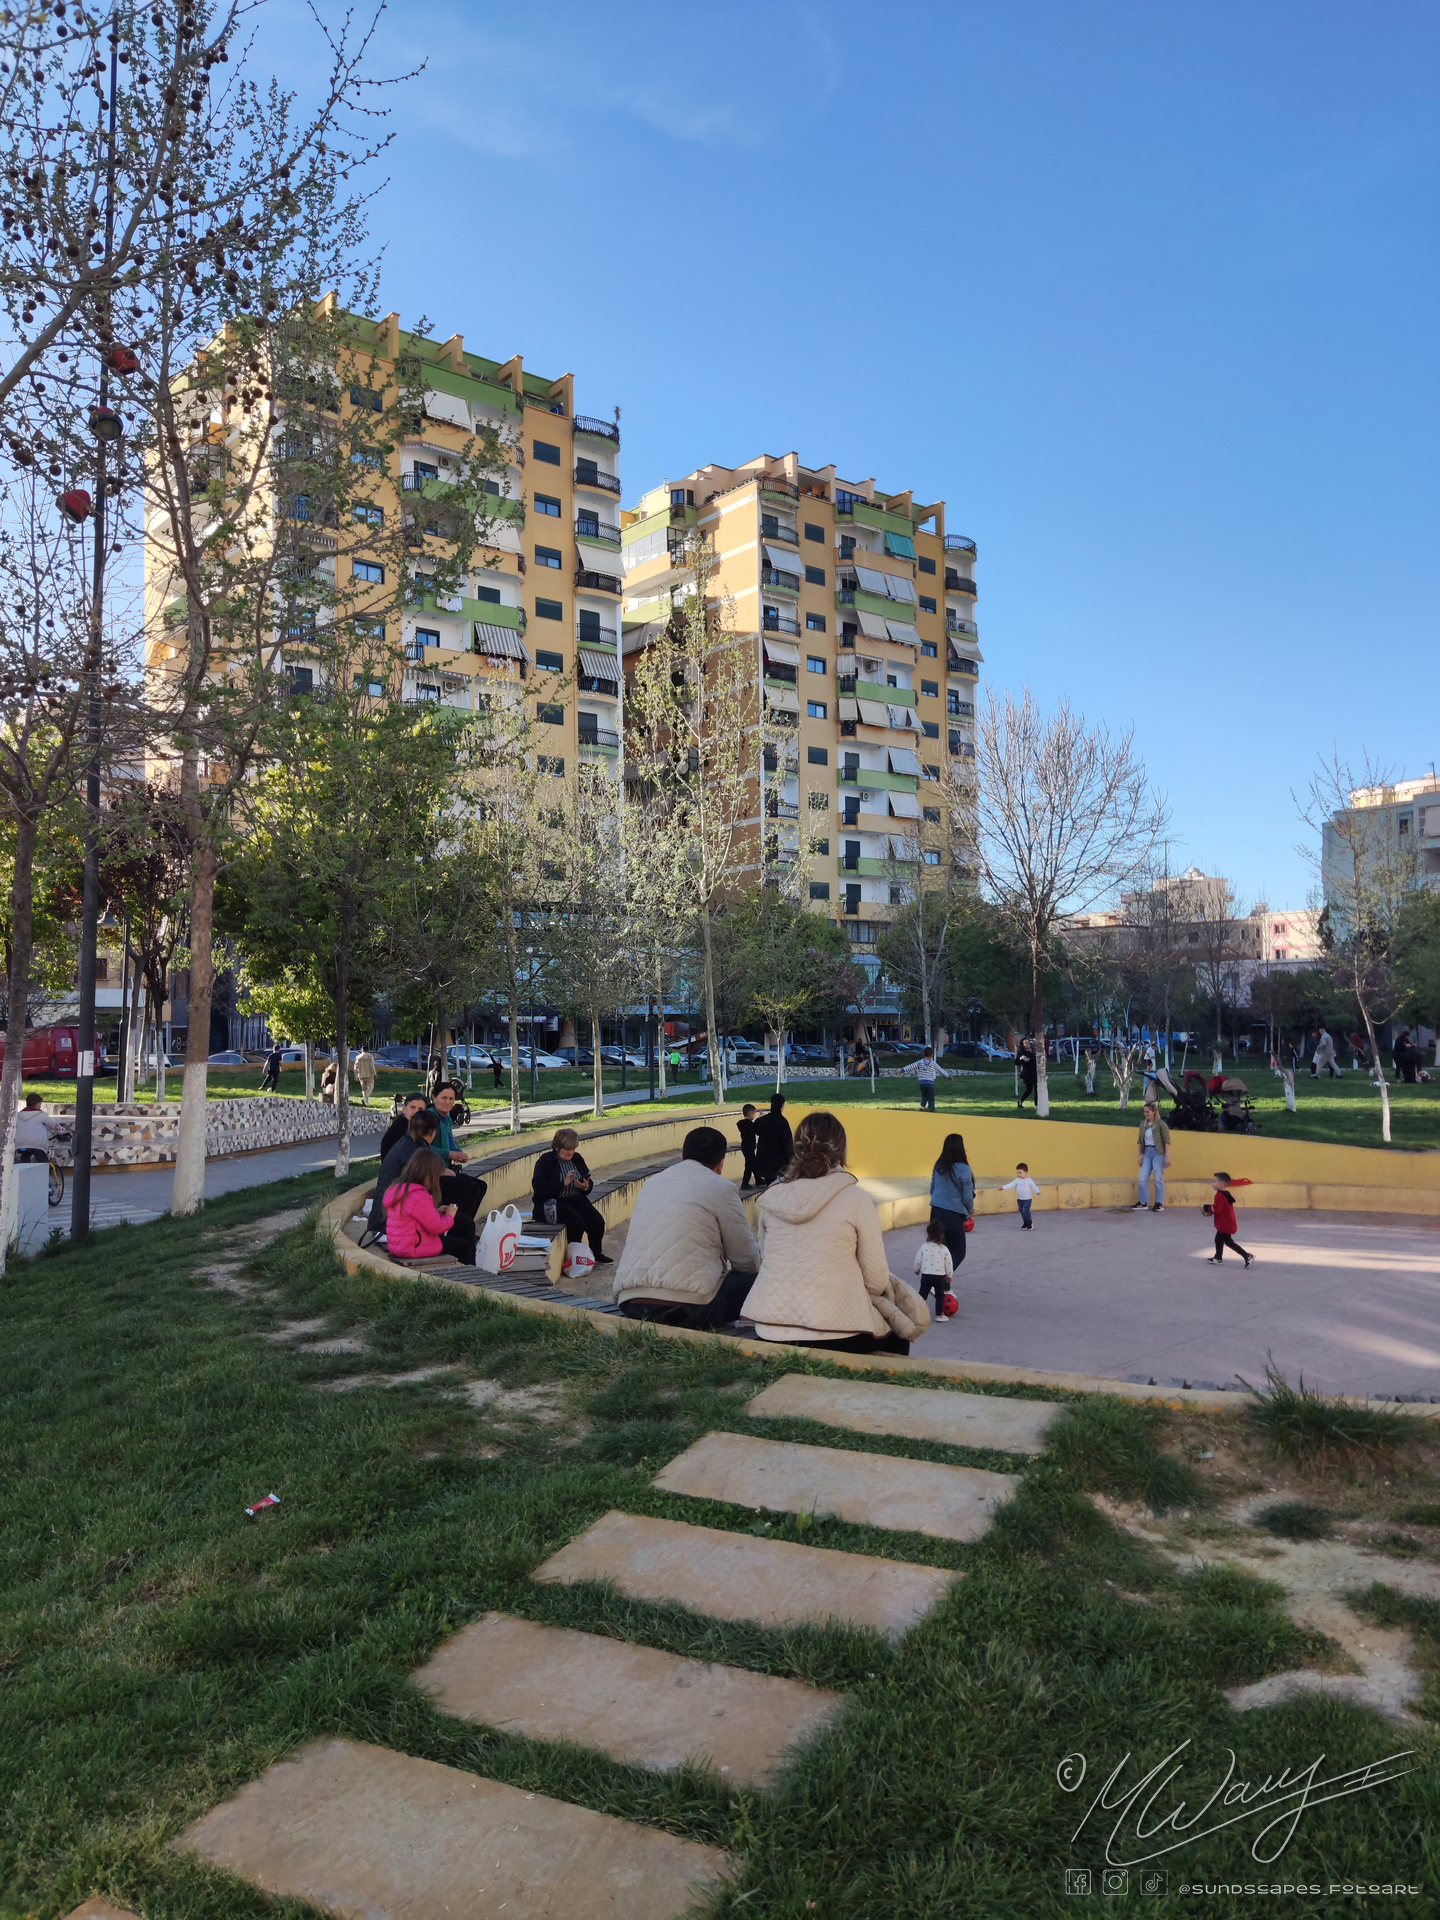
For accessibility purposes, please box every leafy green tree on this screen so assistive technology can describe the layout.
[1395,889,1440,1048]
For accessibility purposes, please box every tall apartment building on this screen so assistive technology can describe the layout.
[620,453,979,978]
[145,309,623,773]
[1323,774,1440,903]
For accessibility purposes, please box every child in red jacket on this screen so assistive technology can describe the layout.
[1203,1172,1253,1267]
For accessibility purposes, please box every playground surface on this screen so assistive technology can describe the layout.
[884,1206,1440,1401]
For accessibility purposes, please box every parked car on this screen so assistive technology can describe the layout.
[552,1046,594,1067]
[374,1044,422,1068]
[598,1046,647,1067]
[205,1049,251,1067]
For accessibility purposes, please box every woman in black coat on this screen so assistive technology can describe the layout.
[531,1126,609,1263]
[1015,1038,1038,1110]
[751,1092,793,1186]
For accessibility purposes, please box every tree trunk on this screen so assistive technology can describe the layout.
[1031,945,1050,1118]
[506,920,521,1135]
[1358,1002,1391,1143]
[116,916,133,1106]
[0,811,39,1273]
[171,837,216,1215]
[654,960,667,1096]
[591,1006,603,1119]
[303,1039,314,1099]
[334,939,351,1181]
[700,901,723,1106]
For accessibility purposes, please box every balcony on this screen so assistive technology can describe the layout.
[760,522,799,545]
[762,614,801,637]
[759,476,800,500]
[945,571,977,597]
[946,616,979,636]
[763,661,797,684]
[761,566,800,594]
[577,626,618,648]
[948,652,979,676]
[574,466,622,494]
[574,414,620,444]
[947,699,975,719]
[578,726,621,752]
[944,534,977,555]
[403,471,452,491]
[523,392,566,416]
[765,798,800,819]
[949,738,976,759]
[576,568,623,594]
[576,517,622,546]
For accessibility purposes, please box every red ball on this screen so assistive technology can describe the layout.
[963,1215,975,1233]
[942,1291,959,1317]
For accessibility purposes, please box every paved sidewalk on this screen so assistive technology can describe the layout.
[884,1207,1440,1401]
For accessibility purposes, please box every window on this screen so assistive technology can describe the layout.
[1399,815,1412,835]
[538,754,564,775]
[923,806,941,824]
[807,700,828,720]
[353,674,385,696]
[534,545,562,569]
[352,448,382,471]
[889,885,904,905]
[810,881,831,901]
[807,745,828,765]
[918,555,936,575]
[533,440,561,465]
[805,522,825,542]
[923,763,939,781]
[352,559,384,583]
[353,502,383,527]
[921,720,939,739]
[537,702,564,725]
[806,612,827,632]
[919,595,936,614]
[920,679,938,698]
[535,649,563,673]
[671,486,693,505]
[475,585,501,605]
[353,617,385,639]
[412,461,438,482]
[836,488,864,514]
[807,655,827,674]
[814,837,830,855]
[349,385,382,411]
[414,628,440,649]
[920,640,937,658]
[288,665,314,695]
[535,597,563,621]
[924,850,941,866]
[839,535,856,559]
[805,564,825,585]
[534,492,561,517]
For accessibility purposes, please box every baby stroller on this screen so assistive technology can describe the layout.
[1218,1076,1260,1134]
[1151,1063,1215,1133]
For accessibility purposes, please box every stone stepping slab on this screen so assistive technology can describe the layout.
[655,1431,1018,1544]
[176,1736,726,1920]
[61,1904,143,1920]
[415,1611,842,1786]
[748,1373,1062,1456]
[535,1509,953,1639]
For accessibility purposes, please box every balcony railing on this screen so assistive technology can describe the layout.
[764,798,800,819]
[761,522,799,545]
[576,518,622,546]
[578,627,618,648]
[574,414,620,444]
[574,466,622,494]
[948,652,979,676]
[949,739,976,758]
[944,534,977,555]
[947,699,975,718]
[523,393,566,415]
[763,661,797,684]
[946,616,979,636]
[945,571,977,596]
[762,615,801,637]
[578,727,621,751]
[576,568,623,594]
[403,471,453,490]
[759,476,800,499]
[762,567,800,593]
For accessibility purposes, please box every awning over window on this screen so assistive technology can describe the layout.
[884,531,917,560]
[885,574,917,603]
[857,698,889,727]
[838,696,859,721]
[474,623,531,661]
[889,789,922,818]
[888,705,920,732]
[856,608,889,640]
[885,616,917,643]
[854,565,890,596]
[762,636,800,665]
[764,542,801,575]
[888,745,922,776]
[765,683,799,713]
[579,649,620,683]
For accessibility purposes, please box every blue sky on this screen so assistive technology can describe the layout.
[277,0,1438,907]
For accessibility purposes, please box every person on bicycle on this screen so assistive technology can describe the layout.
[14,1092,60,1161]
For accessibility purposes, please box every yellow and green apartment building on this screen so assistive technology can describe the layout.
[145,311,625,771]
[619,453,981,963]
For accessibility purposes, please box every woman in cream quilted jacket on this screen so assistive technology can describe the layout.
[741,1111,930,1356]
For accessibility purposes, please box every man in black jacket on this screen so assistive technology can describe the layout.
[751,1092,793,1187]
[531,1125,609,1264]
[737,1103,759,1190]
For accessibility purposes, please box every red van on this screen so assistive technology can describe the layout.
[0,1025,86,1076]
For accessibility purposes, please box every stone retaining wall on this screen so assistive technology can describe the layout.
[40,1096,390,1168]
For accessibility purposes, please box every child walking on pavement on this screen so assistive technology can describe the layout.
[1002,1163,1040,1228]
[913,1218,954,1316]
[1203,1172,1254,1267]
[737,1103,759,1191]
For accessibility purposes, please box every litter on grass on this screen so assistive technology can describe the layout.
[245,1492,281,1518]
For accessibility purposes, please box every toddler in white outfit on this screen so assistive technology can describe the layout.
[1003,1163,1040,1229]
[913,1218,954,1316]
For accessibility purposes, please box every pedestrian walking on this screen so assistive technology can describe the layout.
[909,1045,951,1112]
[1132,1101,1171,1212]
[1015,1037,1038,1110]
[1002,1163,1040,1229]
[752,1092,793,1187]
[1203,1172,1254,1267]
[928,1132,974,1270]
[913,1218,955,1315]
[353,1046,376,1107]
[1309,1026,1338,1079]
[737,1102,760,1191]
[258,1042,283,1093]
[492,1049,504,1089]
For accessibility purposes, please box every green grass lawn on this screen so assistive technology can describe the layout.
[1,1179,1436,1916]
[608,1059,1440,1154]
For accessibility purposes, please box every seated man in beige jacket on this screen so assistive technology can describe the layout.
[614,1125,760,1331]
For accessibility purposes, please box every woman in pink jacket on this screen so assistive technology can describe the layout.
[385,1147,459,1259]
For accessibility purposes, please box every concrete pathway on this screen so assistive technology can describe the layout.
[884,1207,1440,1401]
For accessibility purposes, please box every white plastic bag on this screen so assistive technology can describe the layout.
[476,1204,524,1273]
[561,1241,596,1282]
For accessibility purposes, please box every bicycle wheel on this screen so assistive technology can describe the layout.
[47,1158,64,1207]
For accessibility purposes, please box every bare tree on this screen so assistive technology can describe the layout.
[879,808,955,1045]
[1298,750,1420,1143]
[951,688,1166,1117]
